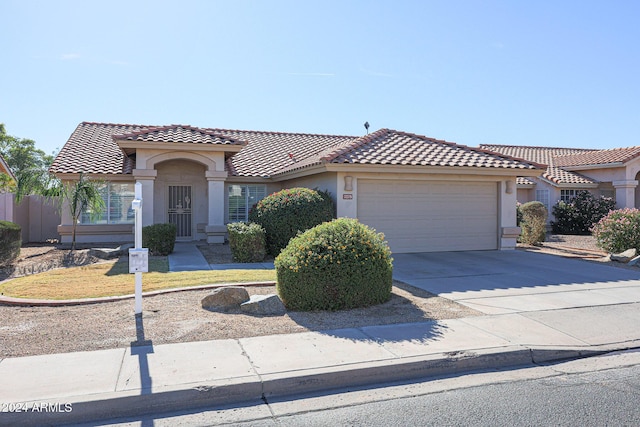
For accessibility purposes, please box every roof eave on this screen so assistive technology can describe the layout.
[51,172,133,181]
[270,164,327,181]
[560,162,625,171]
[324,163,543,177]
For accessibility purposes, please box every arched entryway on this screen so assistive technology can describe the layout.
[154,159,208,240]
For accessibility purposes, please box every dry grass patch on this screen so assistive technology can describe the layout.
[0,257,275,300]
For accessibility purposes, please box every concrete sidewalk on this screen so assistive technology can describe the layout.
[2,302,640,426]
[3,249,640,425]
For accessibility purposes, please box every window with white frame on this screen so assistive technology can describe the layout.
[228,184,267,222]
[560,189,580,202]
[535,189,549,212]
[80,182,135,224]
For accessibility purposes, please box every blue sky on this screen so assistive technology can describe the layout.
[1,0,639,156]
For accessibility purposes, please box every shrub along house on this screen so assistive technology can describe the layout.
[49,122,543,253]
[481,144,640,215]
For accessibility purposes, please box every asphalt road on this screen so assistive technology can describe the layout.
[81,349,640,426]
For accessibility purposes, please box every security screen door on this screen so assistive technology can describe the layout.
[168,185,192,238]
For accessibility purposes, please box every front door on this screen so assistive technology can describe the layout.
[168,185,192,239]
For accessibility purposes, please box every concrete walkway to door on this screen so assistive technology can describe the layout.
[393,250,640,314]
[168,242,275,271]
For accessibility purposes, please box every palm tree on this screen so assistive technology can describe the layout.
[61,173,105,250]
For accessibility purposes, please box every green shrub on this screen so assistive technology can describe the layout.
[142,223,177,256]
[591,208,640,253]
[0,220,21,268]
[249,187,335,256]
[275,218,393,311]
[551,191,616,234]
[518,201,547,245]
[227,222,266,262]
[516,202,523,226]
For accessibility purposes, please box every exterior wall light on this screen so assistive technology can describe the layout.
[506,180,514,194]
[344,176,353,191]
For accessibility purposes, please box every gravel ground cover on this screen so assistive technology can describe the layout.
[0,244,478,358]
[2,235,635,358]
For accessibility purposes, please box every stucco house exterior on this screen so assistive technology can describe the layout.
[49,122,543,253]
[481,144,640,216]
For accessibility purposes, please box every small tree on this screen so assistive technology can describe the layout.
[60,174,105,250]
[0,172,15,193]
[1,124,57,201]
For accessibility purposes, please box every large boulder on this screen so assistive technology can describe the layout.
[240,294,286,316]
[610,248,637,263]
[90,243,134,260]
[201,286,250,311]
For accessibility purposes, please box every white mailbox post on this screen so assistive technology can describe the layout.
[129,182,148,314]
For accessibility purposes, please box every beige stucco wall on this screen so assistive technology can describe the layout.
[280,172,338,203]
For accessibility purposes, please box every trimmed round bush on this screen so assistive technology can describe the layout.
[551,191,616,235]
[591,208,640,253]
[275,218,393,311]
[142,223,177,256]
[249,187,335,256]
[518,201,547,245]
[227,222,266,262]
[0,220,21,268]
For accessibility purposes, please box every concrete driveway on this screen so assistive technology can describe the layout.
[393,250,640,314]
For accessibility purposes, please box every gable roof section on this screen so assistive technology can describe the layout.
[480,144,599,186]
[275,129,542,176]
[114,125,246,146]
[553,146,640,168]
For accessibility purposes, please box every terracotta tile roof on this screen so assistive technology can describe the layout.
[275,129,542,175]
[479,144,597,165]
[50,122,149,175]
[219,129,355,177]
[480,144,599,186]
[543,167,598,185]
[114,125,245,146]
[517,177,536,186]
[51,123,541,178]
[553,146,640,167]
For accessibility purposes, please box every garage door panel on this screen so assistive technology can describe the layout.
[357,180,498,253]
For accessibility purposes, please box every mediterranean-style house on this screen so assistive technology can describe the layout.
[49,122,543,253]
[480,144,640,215]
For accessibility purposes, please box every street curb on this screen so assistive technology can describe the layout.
[0,345,601,427]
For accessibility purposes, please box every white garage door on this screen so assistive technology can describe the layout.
[357,180,498,253]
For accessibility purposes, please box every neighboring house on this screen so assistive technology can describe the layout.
[481,144,640,215]
[49,122,543,253]
[0,153,17,185]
